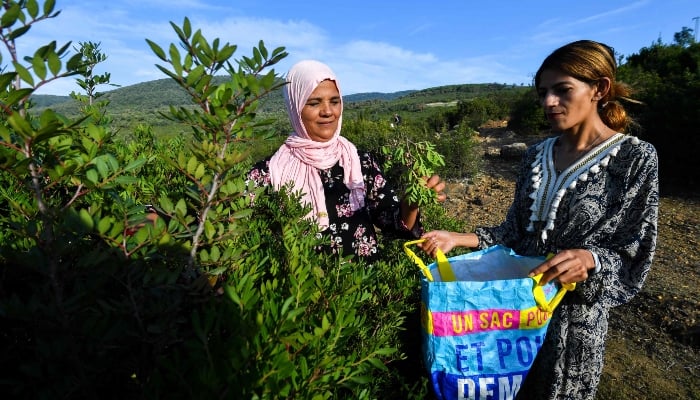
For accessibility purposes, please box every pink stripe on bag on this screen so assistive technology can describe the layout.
[430,307,553,337]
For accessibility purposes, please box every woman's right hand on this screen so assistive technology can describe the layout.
[420,230,457,257]
[420,230,479,257]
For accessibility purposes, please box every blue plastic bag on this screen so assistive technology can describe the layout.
[403,241,574,400]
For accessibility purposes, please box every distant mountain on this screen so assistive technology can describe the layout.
[30,78,525,117]
[31,78,199,115]
[344,90,416,102]
[31,94,71,108]
[30,78,412,113]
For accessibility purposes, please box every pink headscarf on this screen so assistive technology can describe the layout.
[268,60,365,229]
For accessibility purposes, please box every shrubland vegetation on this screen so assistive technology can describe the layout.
[1,1,697,398]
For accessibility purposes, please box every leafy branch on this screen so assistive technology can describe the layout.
[381,138,445,208]
[146,17,288,270]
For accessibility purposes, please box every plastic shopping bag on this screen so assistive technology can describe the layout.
[403,240,575,400]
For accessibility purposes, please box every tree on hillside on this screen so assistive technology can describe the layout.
[673,26,695,47]
[618,27,700,194]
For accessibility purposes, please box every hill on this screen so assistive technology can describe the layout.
[30,79,412,114]
[31,78,521,117]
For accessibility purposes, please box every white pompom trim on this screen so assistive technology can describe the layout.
[527,134,637,243]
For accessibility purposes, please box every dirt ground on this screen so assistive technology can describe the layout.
[440,127,700,399]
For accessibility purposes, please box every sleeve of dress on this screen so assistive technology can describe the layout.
[246,159,272,187]
[475,146,539,249]
[244,158,273,204]
[362,151,423,239]
[579,141,660,308]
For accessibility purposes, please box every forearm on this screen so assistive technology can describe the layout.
[400,201,419,230]
[451,232,480,248]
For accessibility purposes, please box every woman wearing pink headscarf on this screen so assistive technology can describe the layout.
[247,60,445,262]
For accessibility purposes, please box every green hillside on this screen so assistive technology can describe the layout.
[30,78,527,140]
[32,78,416,112]
[33,78,523,115]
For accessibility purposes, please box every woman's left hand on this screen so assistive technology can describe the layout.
[400,174,446,230]
[426,174,447,203]
[528,249,596,285]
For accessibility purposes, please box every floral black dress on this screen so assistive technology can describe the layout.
[246,150,422,263]
[475,134,659,400]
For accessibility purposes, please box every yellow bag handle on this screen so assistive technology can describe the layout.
[403,239,456,282]
[531,273,576,312]
[531,253,576,312]
[403,240,575,312]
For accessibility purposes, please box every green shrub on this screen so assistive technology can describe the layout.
[0,6,465,399]
[507,89,548,136]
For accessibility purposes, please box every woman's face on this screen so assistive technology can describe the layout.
[301,79,342,142]
[537,69,598,132]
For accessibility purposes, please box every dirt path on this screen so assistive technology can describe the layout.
[441,127,700,399]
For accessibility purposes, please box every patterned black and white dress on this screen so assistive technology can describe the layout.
[247,150,422,263]
[475,133,659,400]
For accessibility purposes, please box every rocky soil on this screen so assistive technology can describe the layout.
[440,126,700,399]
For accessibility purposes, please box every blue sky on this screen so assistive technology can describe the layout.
[14,0,699,96]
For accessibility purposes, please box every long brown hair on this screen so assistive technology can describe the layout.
[535,40,638,132]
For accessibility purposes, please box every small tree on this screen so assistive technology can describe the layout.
[618,28,700,193]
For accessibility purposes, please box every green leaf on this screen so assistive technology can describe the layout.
[194,163,205,179]
[1,3,20,28]
[204,220,215,240]
[185,65,204,86]
[145,39,167,61]
[160,197,174,214]
[86,169,98,184]
[12,62,34,86]
[97,216,111,235]
[231,209,252,219]
[7,24,30,41]
[183,17,191,38]
[218,45,236,62]
[65,53,83,71]
[367,357,388,371]
[209,245,220,262]
[186,156,197,175]
[47,51,61,76]
[175,198,187,216]
[32,54,47,81]
[43,0,56,16]
[79,208,94,230]
[207,266,227,276]
[258,40,268,59]
[115,176,139,185]
[158,233,171,245]
[6,113,34,139]
[171,20,188,44]
[106,154,119,172]
[373,347,397,356]
[168,43,182,75]
[134,226,149,243]
[123,158,146,172]
[95,158,109,179]
[26,0,40,18]
[2,88,32,109]
[0,72,17,89]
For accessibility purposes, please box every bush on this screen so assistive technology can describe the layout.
[618,38,700,194]
[507,89,548,136]
[0,6,466,399]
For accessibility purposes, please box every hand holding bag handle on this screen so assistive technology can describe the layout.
[531,272,576,312]
[403,239,455,282]
[403,239,575,312]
